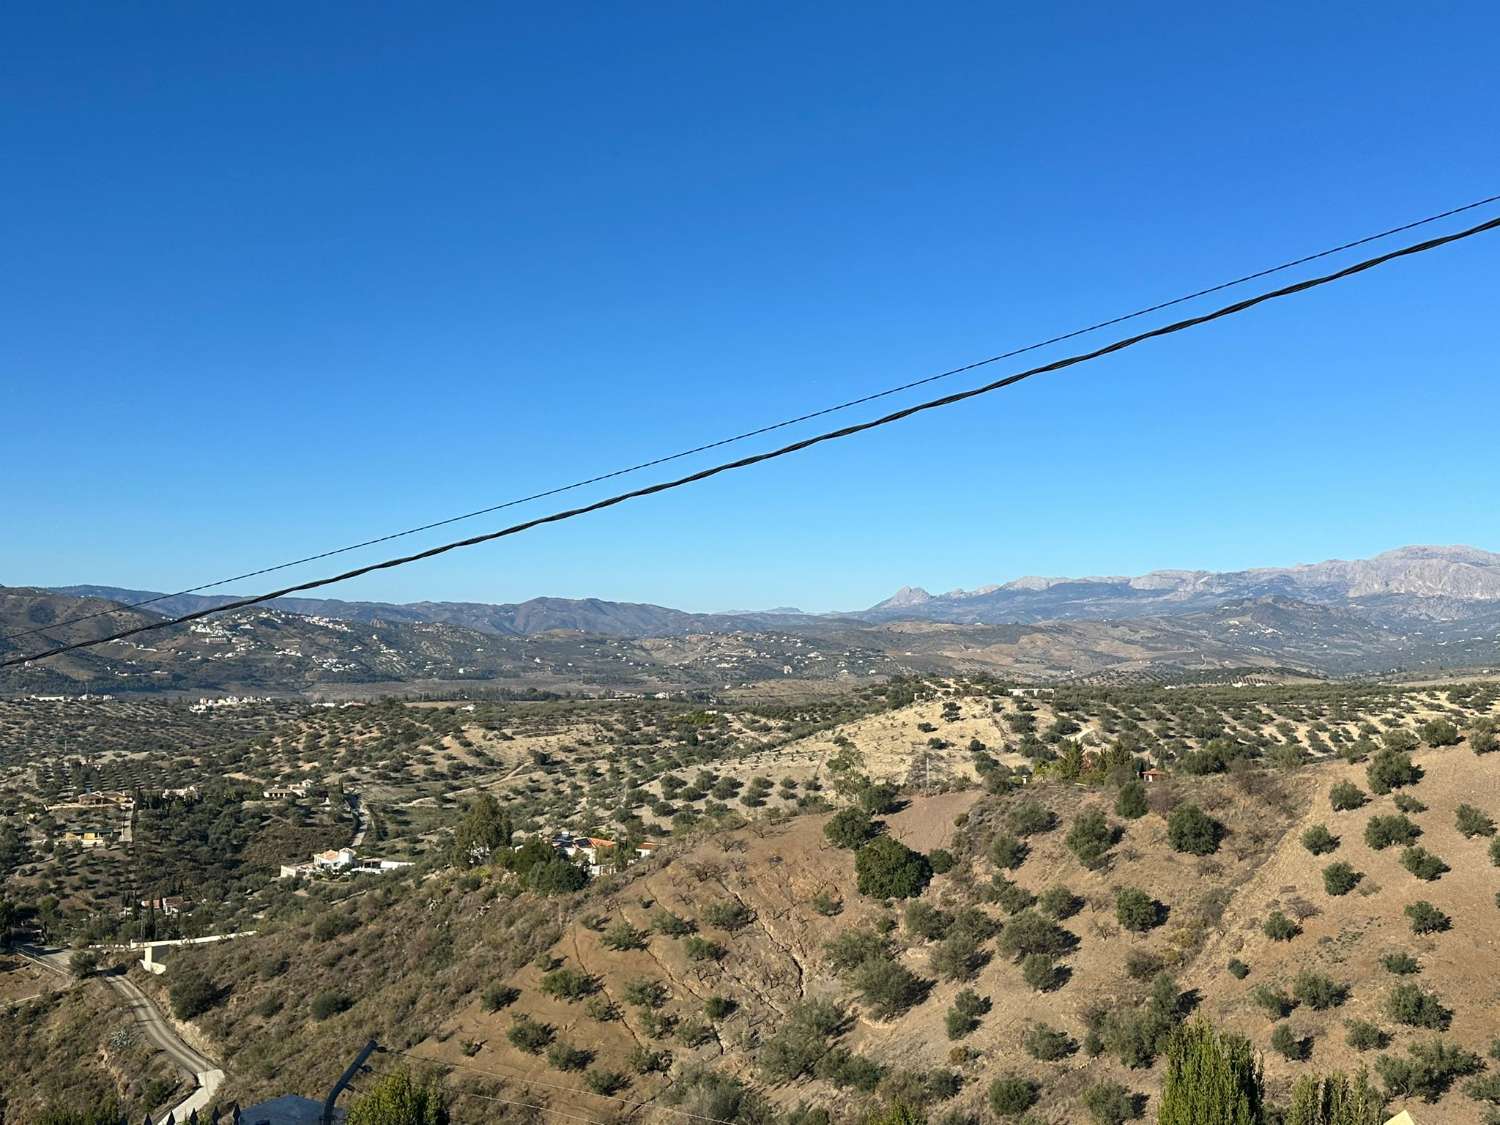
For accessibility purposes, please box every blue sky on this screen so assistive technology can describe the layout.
[5,2,1498,613]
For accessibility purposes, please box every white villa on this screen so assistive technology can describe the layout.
[279,846,412,880]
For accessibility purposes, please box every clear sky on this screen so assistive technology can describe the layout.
[5,2,1498,613]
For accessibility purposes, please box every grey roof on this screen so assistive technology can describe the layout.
[236,1096,344,1125]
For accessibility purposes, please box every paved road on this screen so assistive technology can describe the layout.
[348,792,368,847]
[18,945,222,1117]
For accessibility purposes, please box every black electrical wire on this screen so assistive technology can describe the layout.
[9,191,1497,645]
[6,209,1497,669]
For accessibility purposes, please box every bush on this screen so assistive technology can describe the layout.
[850,955,928,1019]
[1158,1019,1263,1123]
[539,968,598,1001]
[1008,799,1057,836]
[1020,953,1063,992]
[628,1046,671,1074]
[650,908,695,936]
[944,989,989,1039]
[1115,781,1149,820]
[824,807,878,849]
[702,899,754,931]
[757,998,849,1082]
[1380,951,1420,975]
[1022,1022,1074,1061]
[987,1074,1039,1117]
[1270,1023,1307,1061]
[998,910,1074,961]
[525,857,589,894]
[989,877,1035,915]
[1364,814,1421,850]
[684,936,726,962]
[602,921,648,951]
[1346,1019,1389,1051]
[903,901,951,941]
[1227,958,1251,980]
[1329,781,1367,811]
[546,1042,592,1071]
[1022,888,1075,925]
[704,995,735,1020]
[1323,861,1363,896]
[1301,824,1339,855]
[928,848,956,874]
[482,983,520,1011]
[1456,804,1497,838]
[623,977,669,1009]
[585,1069,629,1096]
[1492,835,1500,867]
[507,1016,555,1053]
[1291,970,1347,1010]
[1376,1037,1482,1101]
[1082,1080,1140,1125]
[1126,949,1165,981]
[1419,718,1460,746]
[1167,803,1222,855]
[1115,886,1163,932]
[854,837,932,900]
[988,832,1028,870]
[1250,984,1295,1020]
[1393,792,1427,814]
[1399,846,1449,881]
[930,930,987,982]
[170,972,227,1020]
[1386,983,1450,1029]
[1367,749,1421,794]
[1066,808,1118,867]
[1263,910,1300,942]
[1404,901,1451,934]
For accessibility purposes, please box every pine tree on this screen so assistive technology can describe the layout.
[1157,1019,1264,1125]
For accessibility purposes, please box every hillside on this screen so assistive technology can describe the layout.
[6,678,1493,1122]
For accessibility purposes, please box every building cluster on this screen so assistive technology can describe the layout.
[279,846,413,880]
[518,830,659,877]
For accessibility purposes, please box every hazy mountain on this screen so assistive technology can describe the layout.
[862,545,1500,625]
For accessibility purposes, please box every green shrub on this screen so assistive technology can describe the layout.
[703,995,735,1020]
[824,807,878,849]
[1115,781,1149,820]
[903,901,952,941]
[1375,1037,1482,1101]
[997,910,1074,961]
[1125,949,1165,981]
[928,848,956,875]
[1066,808,1118,867]
[1020,953,1063,992]
[1115,887,1163,932]
[1082,1080,1140,1125]
[602,921,648,951]
[546,1041,592,1071]
[1404,901,1451,934]
[1227,958,1250,980]
[507,1016,555,1053]
[1386,983,1450,1029]
[1291,970,1347,1010]
[929,932,987,983]
[650,908,695,936]
[1250,984,1295,1020]
[1367,749,1421,794]
[989,832,1028,870]
[989,876,1036,914]
[1345,1019,1389,1051]
[585,1069,629,1096]
[987,1074,1039,1117]
[1301,824,1340,855]
[1399,846,1449,881]
[1393,792,1427,814]
[824,926,891,972]
[1364,814,1421,850]
[1157,1019,1264,1123]
[539,968,598,1001]
[170,972,227,1020]
[1380,951,1420,975]
[702,899,755,931]
[1167,803,1222,856]
[1323,861,1363,896]
[1263,910,1300,942]
[850,955,927,1019]
[622,977,669,1008]
[1418,718,1460,746]
[1037,885,1082,920]
[1008,799,1058,836]
[1329,781,1367,811]
[684,936,726,962]
[854,837,932,899]
[1270,1023,1307,1061]
[1456,804,1496,838]
[944,988,990,1039]
[1021,1022,1074,1061]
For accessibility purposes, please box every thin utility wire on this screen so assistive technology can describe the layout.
[5,209,1498,670]
[9,190,1498,645]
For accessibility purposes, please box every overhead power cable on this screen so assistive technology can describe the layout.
[5,209,1498,670]
[8,190,1498,645]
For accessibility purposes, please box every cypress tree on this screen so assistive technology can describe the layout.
[1157,1019,1264,1125]
[1286,1069,1384,1125]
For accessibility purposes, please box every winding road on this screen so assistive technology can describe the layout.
[18,944,223,1120]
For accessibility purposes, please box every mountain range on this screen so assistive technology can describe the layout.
[5,545,1498,693]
